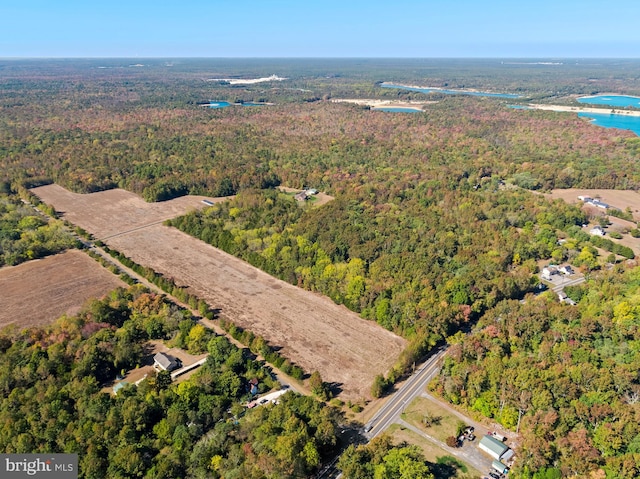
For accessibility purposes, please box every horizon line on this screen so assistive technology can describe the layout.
[2,56,640,60]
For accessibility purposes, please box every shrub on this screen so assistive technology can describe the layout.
[446,436,459,448]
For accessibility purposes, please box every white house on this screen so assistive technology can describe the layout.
[558,265,574,275]
[590,226,605,236]
[541,266,559,281]
[153,352,179,372]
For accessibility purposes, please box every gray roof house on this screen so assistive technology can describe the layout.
[154,352,179,372]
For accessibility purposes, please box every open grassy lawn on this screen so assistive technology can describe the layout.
[401,396,467,443]
[388,424,481,479]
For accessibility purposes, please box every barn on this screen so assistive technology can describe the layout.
[478,434,511,461]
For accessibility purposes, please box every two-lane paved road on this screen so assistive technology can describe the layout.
[365,345,447,439]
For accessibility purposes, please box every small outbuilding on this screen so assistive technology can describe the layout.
[558,265,574,275]
[492,460,510,474]
[249,378,259,395]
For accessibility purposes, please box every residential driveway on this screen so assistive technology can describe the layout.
[397,418,494,474]
[541,272,582,290]
[417,391,518,475]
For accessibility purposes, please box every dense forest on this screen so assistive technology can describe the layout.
[168,187,594,381]
[3,59,640,202]
[0,285,346,478]
[431,265,640,478]
[0,193,78,266]
[3,59,640,477]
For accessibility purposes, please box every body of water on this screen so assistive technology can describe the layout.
[203,101,267,108]
[577,95,640,108]
[373,107,422,113]
[382,83,521,99]
[578,112,640,136]
[206,101,231,109]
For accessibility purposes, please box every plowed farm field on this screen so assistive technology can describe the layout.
[0,249,126,329]
[32,185,406,400]
[32,184,227,240]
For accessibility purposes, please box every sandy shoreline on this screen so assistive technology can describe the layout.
[528,103,640,117]
[380,81,513,96]
[206,75,287,85]
[331,98,436,110]
[382,82,464,92]
[578,93,640,101]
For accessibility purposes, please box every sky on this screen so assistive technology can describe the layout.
[2,0,639,58]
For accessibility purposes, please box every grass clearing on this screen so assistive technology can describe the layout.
[0,249,126,329]
[401,396,465,443]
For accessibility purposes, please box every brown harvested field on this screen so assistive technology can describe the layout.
[0,249,126,329]
[32,185,406,401]
[546,188,640,221]
[32,184,228,240]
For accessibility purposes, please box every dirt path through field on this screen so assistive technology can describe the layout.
[32,184,231,239]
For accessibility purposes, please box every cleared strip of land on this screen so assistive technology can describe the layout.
[32,184,406,400]
[0,249,126,329]
[546,188,640,257]
[32,184,228,240]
